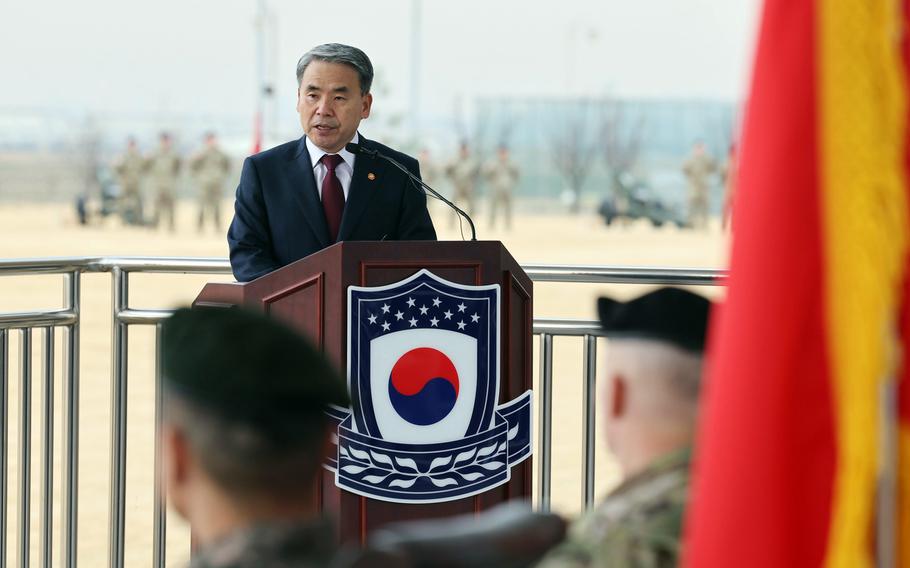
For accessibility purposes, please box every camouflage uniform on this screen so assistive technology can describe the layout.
[482,157,519,229]
[682,153,716,230]
[537,448,691,568]
[145,147,181,232]
[189,518,337,568]
[190,145,231,232]
[445,156,480,226]
[114,147,146,225]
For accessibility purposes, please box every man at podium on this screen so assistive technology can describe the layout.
[227,43,437,282]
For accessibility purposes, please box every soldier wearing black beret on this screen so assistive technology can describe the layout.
[539,287,710,568]
[160,307,349,568]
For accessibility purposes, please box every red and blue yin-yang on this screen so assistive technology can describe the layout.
[389,347,460,426]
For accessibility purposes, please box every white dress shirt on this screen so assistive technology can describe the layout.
[305,132,359,200]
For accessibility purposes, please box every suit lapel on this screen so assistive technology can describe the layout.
[287,138,331,248]
[338,136,389,242]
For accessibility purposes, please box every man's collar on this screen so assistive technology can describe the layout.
[305,132,359,169]
[613,445,692,495]
[190,516,336,568]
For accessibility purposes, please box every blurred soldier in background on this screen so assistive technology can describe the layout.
[146,132,181,232]
[721,143,738,231]
[190,132,231,233]
[418,147,441,188]
[538,288,709,568]
[161,307,350,568]
[114,137,146,225]
[418,147,447,223]
[445,141,480,227]
[681,141,717,230]
[482,145,519,230]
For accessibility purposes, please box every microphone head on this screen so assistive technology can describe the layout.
[345,142,362,154]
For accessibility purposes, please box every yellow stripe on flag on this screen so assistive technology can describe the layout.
[820,0,909,566]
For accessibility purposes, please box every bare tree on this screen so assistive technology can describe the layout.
[598,99,646,204]
[549,100,598,213]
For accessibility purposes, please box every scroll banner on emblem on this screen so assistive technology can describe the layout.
[324,269,532,504]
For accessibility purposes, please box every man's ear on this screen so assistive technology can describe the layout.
[609,375,627,420]
[361,93,373,119]
[163,424,191,518]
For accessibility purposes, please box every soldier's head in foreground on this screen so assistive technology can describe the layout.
[598,287,710,477]
[160,307,349,547]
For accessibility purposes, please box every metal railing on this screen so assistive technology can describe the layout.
[0,256,725,568]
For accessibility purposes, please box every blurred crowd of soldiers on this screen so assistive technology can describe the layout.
[103,135,740,235]
[112,132,231,232]
[420,141,521,231]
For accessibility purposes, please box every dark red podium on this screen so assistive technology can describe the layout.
[194,241,533,543]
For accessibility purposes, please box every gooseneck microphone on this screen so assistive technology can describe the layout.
[345,142,477,241]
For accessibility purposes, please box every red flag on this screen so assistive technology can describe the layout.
[250,110,262,155]
[684,0,909,565]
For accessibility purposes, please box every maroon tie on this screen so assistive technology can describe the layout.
[320,154,345,241]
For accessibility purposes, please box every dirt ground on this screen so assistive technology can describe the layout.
[0,199,728,566]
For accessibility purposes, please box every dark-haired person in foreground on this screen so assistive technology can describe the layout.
[160,307,350,567]
[227,43,436,282]
[538,288,710,568]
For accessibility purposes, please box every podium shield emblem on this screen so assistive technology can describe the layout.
[326,269,532,504]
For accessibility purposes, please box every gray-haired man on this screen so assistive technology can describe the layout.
[228,43,436,282]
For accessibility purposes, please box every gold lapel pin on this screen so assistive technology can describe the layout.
[367,172,376,181]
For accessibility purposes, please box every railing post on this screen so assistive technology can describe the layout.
[62,271,80,568]
[152,323,166,568]
[1,330,8,568]
[537,333,553,512]
[19,329,32,568]
[40,328,54,568]
[109,268,128,568]
[582,334,597,511]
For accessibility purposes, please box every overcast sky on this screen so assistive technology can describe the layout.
[0,0,760,126]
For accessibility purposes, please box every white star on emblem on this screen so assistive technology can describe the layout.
[406,297,416,308]
[457,320,466,330]
[430,317,439,327]
[457,302,467,313]
[419,305,429,315]
[395,310,404,320]
[471,313,480,323]
[381,321,391,331]
[443,310,453,320]
[368,314,377,324]
[409,317,418,327]
[432,297,442,307]
[381,303,391,314]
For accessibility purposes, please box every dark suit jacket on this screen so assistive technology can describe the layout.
[227,135,437,282]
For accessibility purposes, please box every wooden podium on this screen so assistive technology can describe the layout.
[194,241,533,543]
